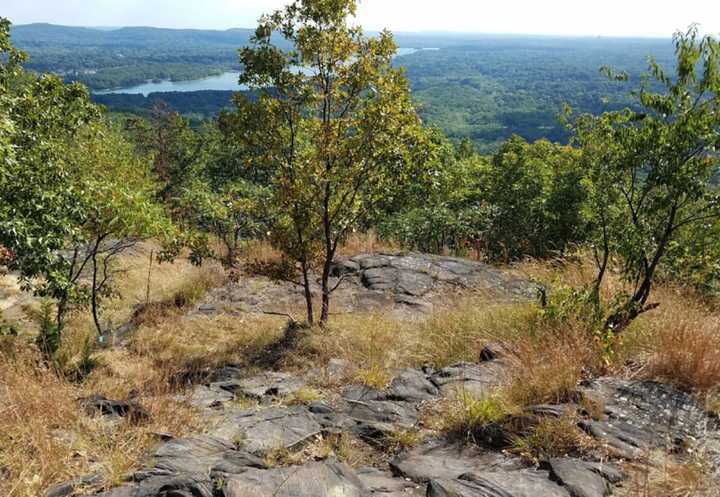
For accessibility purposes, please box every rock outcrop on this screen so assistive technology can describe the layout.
[198,253,536,319]
[71,348,719,497]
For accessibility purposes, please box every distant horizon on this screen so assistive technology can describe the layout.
[3,0,718,38]
[12,22,676,41]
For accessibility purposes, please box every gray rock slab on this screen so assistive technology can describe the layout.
[427,471,571,497]
[141,436,264,478]
[385,368,440,402]
[88,476,214,497]
[224,461,370,497]
[579,378,711,460]
[390,440,518,483]
[357,467,425,496]
[431,362,508,398]
[221,371,307,400]
[211,406,324,455]
[187,384,234,409]
[548,459,609,497]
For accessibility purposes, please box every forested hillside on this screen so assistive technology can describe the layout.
[12,23,674,150]
[400,37,675,150]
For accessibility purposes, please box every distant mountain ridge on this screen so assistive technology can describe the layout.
[11,23,257,48]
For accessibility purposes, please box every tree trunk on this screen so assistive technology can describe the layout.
[604,205,677,333]
[319,258,332,326]
[300,258,314,325]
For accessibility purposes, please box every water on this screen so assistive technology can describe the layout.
[94,48,432,96]
[94,72,246,96]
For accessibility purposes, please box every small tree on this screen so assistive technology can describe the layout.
[179,178,272,266]
[228,0,435,325]
[572,26,720,332]
[484,136,586,261]
[66,122,175,336]
[126,102,205,203]
[0,18,100,347]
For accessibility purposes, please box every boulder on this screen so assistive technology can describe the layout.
[390,440,517,483]
[136,436,264,478]
[43,474,102,497]
[579,378,711,460]
[342,384,420,439]
[385,368,440,402]
[186,384,233,409]
[427,471,571,497]
[88,475,214,497]
[430,362,508,398]
[356,467,425,496]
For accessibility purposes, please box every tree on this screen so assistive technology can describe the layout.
[126,102,204,203]
[179,178,272,266]
[1,18,172,354]
[1,18,100,350]
[484,136,586,261]
[65,122,175,336]
[571,26,720,332]
[226,0,435,325]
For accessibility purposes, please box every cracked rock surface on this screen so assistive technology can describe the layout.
[197,253,536,319]
[70,350,720,497]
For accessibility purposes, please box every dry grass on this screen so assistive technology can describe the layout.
[519,254,720,397]
[4,246,720,495]
[336,231,399,257]
[512,413,595,463]
[618,450,717,497]
[0,350,199,497]
[624,292,720,395]
[0,243,228,495]
[130,313,285,386]
[505,322,604,406]
[436,390,518,442]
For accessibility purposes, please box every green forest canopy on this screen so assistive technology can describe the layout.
[12,23,675,151]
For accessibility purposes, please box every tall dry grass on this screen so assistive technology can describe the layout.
[0,242,227,495]
[0,349,199,496]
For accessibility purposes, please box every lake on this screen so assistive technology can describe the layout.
[94,48,433,96]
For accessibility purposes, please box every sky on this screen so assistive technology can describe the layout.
[3,0,719,38]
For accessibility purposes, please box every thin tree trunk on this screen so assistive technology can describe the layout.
[301,258,314,325]
[90,236,106,336]
[319,258,332,326]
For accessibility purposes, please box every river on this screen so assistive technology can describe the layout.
[94,48,434,96]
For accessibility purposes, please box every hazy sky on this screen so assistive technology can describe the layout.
[4,0,719,37]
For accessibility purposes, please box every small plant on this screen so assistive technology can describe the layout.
[384,429,421,453]
[284,387,322,405]
[63,337,99,382]
[442,391,516,442]
[355,364,392,390]
[513,414,591,464]
[313,432,354,462]
[35,300,62,361]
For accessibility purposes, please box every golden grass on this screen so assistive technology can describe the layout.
[623,292,720,395]
[618,450,717,497]
[519,254,720,396]
[512,414,595,463]
[0,350,200,497]
[130,313,285,385]
[437,390,518,441]
[0,243,228,495]
[336,231,399,257]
